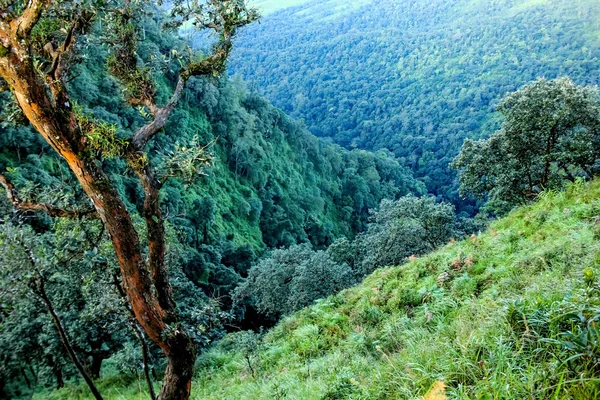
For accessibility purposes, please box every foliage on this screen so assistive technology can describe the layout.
[158,135,214,183]
[228,0,600,210]
[74,104,128,159]
[188,179,600,399]
[0,220,133,397]
[234,245,355,318]
[352,195,458,275]
[0,6,425,395]
[452,78,600,213]
[47,177,600,400]
[235,195,462,321]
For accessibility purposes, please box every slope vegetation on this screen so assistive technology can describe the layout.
[0,12,424,306]
[230,0,600,204]
[195,180,600,399]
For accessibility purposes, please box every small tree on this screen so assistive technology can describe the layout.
[234,244,354,318]
[355,195,457,274]
[0,222,105,399]
[0,1,259,398]
[452,78,600,213]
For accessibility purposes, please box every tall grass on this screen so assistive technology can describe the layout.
[195,179,600,399]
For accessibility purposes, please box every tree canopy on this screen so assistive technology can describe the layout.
[452,78,600,213]
[228,0,600,210]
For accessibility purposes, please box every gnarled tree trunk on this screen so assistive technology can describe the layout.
[0,25,195,400]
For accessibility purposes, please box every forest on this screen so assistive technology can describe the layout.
[229,0,600,209]
[0,0,599,399]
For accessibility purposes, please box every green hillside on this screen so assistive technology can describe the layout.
[229,0,600,206]
[41,180,600,399]
[194,180,600,399]
[249,0,311,15]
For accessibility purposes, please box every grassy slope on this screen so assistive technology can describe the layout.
[37,180,600,399]
[195,180,600,399]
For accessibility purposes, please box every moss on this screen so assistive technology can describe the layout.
[73,104,128,159]
[0,45,9,58]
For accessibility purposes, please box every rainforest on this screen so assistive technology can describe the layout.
[0,0,599,399]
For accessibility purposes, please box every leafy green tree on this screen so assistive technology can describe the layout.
[0,222,107,399]
[452,78,600,213]
[288,251,354,312]
[353,195,458,275]
[234,244,354,318]
[0,1,258,397]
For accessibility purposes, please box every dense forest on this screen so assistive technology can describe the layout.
[1,0,600,399]
[0,5,432,396]
[230,0,600,208]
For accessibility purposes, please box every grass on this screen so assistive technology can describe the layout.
[195,179,600,399]
[36,179,600,399]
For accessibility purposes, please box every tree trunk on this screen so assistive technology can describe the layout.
[46,355,65,389]
[21,368,32,389]
[89,354,103,380]
[1,26,195,400]
[159,348,196,400]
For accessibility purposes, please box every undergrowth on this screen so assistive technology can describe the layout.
[195,179,600,399]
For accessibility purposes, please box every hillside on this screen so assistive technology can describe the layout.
[0,11,424,310]
[39,180,600,399]
[249,0,311,15]
[193,180,600,399]
[1,1,599,399]
[229,0,600,206]
[0,10,428,397]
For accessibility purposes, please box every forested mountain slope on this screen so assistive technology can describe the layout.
[0,12,424,302]
[194,180,600,399]
[40,180,600,399]
[0,10,427,396]
[230,0,600,206]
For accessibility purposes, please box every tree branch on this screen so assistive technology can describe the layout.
[12,0,50,38]
[129,162,176,319]
[129,42,233,152]
[130,76,186,151]
[0,173,98,219]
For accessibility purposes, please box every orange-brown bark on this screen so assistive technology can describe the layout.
[0,16,195,400]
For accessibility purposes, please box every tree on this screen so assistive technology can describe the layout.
[0,1,259,398]
[354,195,457,274]
[234,244,354,318]
[0,222,104,399]
[452,78,600,213]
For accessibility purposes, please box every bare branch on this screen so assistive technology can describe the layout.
[130,76,186,151]
[0,173,98,219]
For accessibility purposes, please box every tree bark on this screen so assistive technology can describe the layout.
[0,48,195,400]
[159,348,196,400]
[89,354,103,380]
